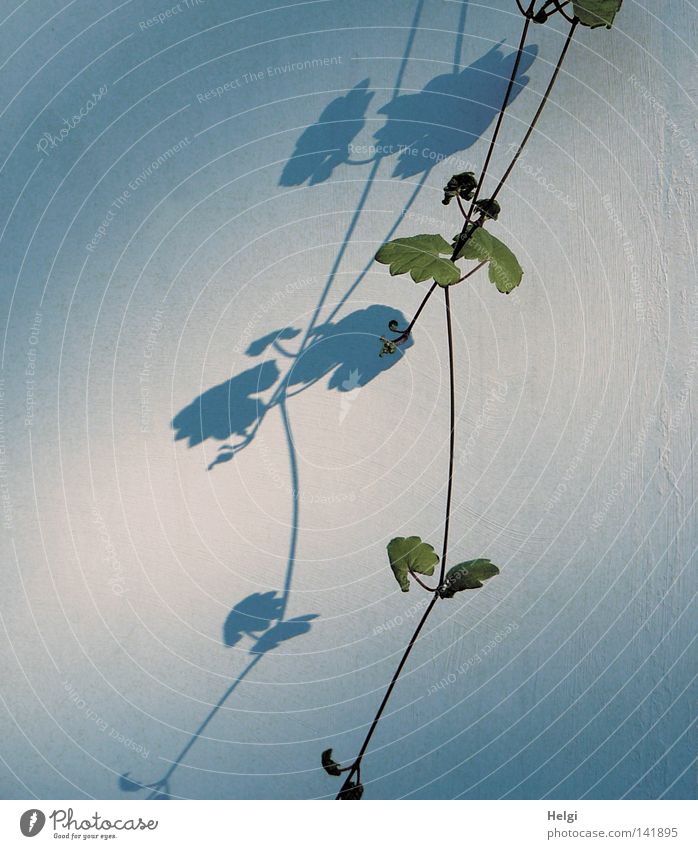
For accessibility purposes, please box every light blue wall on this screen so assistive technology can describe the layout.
[0,0,696,800]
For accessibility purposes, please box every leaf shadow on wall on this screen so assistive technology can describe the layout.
[280,42,537,188]
[171,304,414,470]
[280,79,375,186]
[376,42,537,178]
[124,6,538,798]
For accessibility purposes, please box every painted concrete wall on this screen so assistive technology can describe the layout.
[0,0,696,799]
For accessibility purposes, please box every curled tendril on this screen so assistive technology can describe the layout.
[379,319,412,357]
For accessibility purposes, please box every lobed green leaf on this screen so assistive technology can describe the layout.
[438,559,499,598]
[454,227,523,294]
[387,536,439,592]
[375,234,461,286]
[571,0,623,28]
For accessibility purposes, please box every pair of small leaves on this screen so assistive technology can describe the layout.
[453,226,523,294]
[438,559,500,598]
[572,0,623,28]
[386,537,499,596]
[375,226,522,293]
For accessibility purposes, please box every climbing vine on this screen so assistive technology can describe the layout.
[321,0,624,800]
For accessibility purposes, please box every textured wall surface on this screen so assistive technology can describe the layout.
[0,0,696,800]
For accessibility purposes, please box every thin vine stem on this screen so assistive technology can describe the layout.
[408,568,439,593]
[390,16,577,340]
[490,18,578,203]
[455,260,487,285]
[463,4,534,231]
[518,0,572,19]
[337,288,456,799]
[336,9,580,800]
[388,8,534,341]
[336,594,439,798]
[543,1,575,25]
[398,260,486,341]
[405,282,438,333]
[440,286,456,585]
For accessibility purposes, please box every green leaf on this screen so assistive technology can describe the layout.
[321,748,342,777]
[572,0,623,28]
[387,536,439,592]
[375,235,461,286]
[438,559,499,598]
[454,227,523,294]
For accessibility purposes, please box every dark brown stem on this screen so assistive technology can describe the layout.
[405,282,438,334]
[416,17,578,329]
[463,7,534,229]
[334,9,579,802]
[408,568,439,593]
[455,260,487,284]
[440,286,456,584]
[516,0,534,17]
[335,593,438,798]
[384,9,537,343]
[335,286,458,799]
[392,261,486,345]
[490,19,578,203]
[544,1,575,24]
